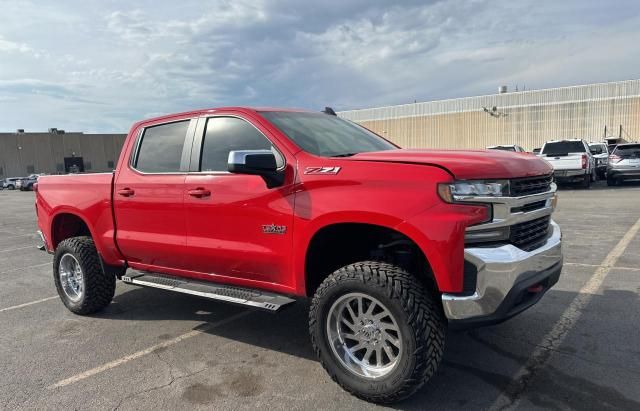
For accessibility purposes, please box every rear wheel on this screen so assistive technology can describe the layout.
[53,236,115,314]
[309,261,445,403]
[581,173,591,189]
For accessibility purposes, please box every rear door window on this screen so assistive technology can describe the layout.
[134,120,190,173]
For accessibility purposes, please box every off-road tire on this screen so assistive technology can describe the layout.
[309,261,445,404]
[53,236,115,315]
[581,173,591,189]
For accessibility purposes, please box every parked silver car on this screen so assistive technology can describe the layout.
[2,177,24,190]
[607,143,640,186]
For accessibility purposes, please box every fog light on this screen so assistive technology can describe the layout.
[464,226,510,244]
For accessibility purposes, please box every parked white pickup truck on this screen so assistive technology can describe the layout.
[540,139,596,188]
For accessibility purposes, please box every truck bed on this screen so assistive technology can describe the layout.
[36,172,122,264]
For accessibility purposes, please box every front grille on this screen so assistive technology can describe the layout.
[510,175,553,196]
[512,200,547,213]
[510,216,551,251]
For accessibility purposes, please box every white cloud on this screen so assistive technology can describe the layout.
[0,0,639,131]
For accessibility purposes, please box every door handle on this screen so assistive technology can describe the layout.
[188,188,211,198]
[117,188,135,197]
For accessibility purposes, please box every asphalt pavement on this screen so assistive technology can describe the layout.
[1,181,639,410]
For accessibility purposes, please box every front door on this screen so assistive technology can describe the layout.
[114,119,195,271]
[183,115,295,285]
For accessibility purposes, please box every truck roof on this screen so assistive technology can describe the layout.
[136,106,311,127]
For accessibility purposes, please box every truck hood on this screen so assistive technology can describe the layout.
[350,149,553,179]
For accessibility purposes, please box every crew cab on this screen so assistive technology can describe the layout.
[35,107,563,403]
[540,139,596,188]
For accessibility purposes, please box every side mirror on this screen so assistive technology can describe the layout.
[228,150,284,188]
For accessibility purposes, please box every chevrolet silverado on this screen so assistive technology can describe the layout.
[35,107,562,403]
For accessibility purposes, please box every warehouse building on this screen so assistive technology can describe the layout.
[339,79,640,150]
[0,129,126,178]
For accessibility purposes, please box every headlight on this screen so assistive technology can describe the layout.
[438,180,509,202]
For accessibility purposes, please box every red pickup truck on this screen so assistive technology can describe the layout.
[35,107,562,403]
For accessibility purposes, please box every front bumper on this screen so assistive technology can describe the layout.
[442,221,562,327]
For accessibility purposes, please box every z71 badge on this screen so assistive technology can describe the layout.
[262,224,287,234]
[304,166,341,175]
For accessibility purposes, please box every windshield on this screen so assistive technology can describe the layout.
[589,144,607,155]
[488,146,516,152]
[613,144,640,158]
[542,141,586,156]
[260,111,397,157]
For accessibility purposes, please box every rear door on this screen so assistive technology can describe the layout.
[182,114,295,286]
[113,118,197,271]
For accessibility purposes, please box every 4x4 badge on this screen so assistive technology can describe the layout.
[262,224,287,234]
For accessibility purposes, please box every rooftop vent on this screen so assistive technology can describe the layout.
[16,129,24,134]
[48,128,58,134]
[498,85,508,94]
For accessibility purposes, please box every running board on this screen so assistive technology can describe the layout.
[121,272,295,312]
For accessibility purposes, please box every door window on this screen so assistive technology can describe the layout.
[200,117,281,172]
[134,120,190,172]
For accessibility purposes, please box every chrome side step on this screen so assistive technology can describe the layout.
[121,272,296,312]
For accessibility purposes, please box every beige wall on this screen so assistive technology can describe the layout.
[340,80,640,150]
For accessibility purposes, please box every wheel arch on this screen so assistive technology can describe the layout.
[50,211,94,250]
[303,221,439,298]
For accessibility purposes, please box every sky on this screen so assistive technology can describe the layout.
[1,0,639,133]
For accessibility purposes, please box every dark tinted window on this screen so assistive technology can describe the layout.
[261,111,396,157]
[135,121,190,172]
[489,146,516,152]
[613,144,640,157]
[542,141,586,155]
[200,117,275,172]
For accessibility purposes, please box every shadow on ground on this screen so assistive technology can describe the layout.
[94,285,640,410]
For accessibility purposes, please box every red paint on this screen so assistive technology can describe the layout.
[36,107,553,295]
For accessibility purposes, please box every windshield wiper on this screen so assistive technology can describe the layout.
[330,153,359,157]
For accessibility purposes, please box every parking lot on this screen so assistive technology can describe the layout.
[1,182,639,410]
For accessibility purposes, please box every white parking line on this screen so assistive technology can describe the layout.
[49,310,252,389]
[0,245,37,253]
[0,262,50,275]
[490,216,640,410]
[565,262,640,272]
[0,296,58,313]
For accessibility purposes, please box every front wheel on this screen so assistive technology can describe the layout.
[53,236,115,315]
[309,261,445,403]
